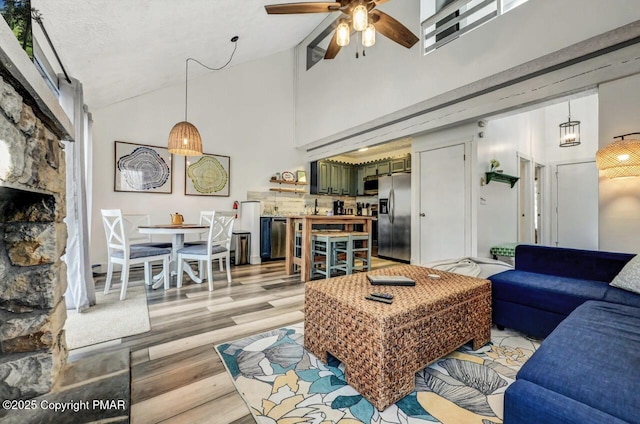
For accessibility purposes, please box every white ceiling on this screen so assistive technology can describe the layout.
[31,0,332,109]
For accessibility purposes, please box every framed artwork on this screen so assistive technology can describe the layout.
[296,170,307,183]
[185,153,230,197]
[114,141,172,193]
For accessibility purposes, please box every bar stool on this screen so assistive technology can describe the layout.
[334,231,371,274]
[348,231,372,273]
[311,231,350,279]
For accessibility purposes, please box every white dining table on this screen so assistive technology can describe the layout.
[138,224,208,289]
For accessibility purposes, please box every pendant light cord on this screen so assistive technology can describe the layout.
[183,36,239,121]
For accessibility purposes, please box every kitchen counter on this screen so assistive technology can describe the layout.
[285,215,376,282]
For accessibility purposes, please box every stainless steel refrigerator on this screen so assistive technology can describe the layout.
[378,173,411,262]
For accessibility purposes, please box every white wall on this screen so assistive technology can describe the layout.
[295,0,640,148]
[91,50,304,265]
[477,94,599,257]
[598,73,640,254]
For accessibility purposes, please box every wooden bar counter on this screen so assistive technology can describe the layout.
[285,215,376,282]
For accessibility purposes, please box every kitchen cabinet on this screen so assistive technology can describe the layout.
[356,166,365,195]
[311,155,409,196]
[340,165,355,195]
[391,158,406,173]
[365,163,378,177]
[311,160,355,196]
[318,161,330,194]
[377,160,391,176]
[329,162,342,194]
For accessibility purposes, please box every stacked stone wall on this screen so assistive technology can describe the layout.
[0,75,67,401]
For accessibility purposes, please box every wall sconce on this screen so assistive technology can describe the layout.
[559,101,580,147]
[596,133,640,178]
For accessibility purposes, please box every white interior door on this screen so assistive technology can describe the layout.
[518,156,534,243]
[555,161,598,249]
[419,144,466,263]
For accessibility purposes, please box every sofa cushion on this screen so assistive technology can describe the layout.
[603,285,640,309]
[490,270,608,315]
[515,245,634,282]
[610,254,640,295]
[505,380,629,424]
[517,301,640,424]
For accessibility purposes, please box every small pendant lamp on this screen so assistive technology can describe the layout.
[559,101,580,147]
[168,36,239,156]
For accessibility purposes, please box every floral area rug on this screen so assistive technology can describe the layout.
[215,323,540,424]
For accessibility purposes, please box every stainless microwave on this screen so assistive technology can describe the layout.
[363,177,378,195]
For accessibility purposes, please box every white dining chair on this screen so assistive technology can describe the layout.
[101,209,171,300]
[176,211,235,290]
[184,211,216,246]
[122,213,172,248]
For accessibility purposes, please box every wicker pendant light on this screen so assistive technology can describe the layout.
[168,36,239,156]
[168,121,203,156]
[596,133,640,178]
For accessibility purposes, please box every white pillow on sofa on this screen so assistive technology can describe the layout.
[610,254,640,295]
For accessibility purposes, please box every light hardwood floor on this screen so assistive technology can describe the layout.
[84,257,400,423]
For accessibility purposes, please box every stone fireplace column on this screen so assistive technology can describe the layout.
[0,74,69,400]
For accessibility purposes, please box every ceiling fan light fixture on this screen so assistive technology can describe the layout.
[352,4,368,31]
[336,20,350,47]
[362,23,376,47]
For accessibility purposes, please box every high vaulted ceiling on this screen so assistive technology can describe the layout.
[31,0,331,110]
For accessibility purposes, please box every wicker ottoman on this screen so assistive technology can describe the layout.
[304,264,492,410]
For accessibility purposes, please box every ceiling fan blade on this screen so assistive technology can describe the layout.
[265,2,341,14]
[324,31,342,59]
[373,0,391,5]
[371,9,419,49]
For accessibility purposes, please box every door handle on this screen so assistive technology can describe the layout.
[389,188,395,224]
[419,213,426,217]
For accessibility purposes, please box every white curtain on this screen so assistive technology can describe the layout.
[59,77,95,312]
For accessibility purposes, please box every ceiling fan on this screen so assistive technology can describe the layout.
[264,0,419,59]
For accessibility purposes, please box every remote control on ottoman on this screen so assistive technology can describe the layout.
[371,293,394,300]
[365,295,393,304]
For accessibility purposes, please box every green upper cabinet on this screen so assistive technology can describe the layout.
[391,158,406,173]
[311,160,354,195]
[328,162,341,194]
[365,163,378,177]
[311,154,409,196]
[340,165,355,195]
[377,160,391,176]
[317,161,330,194]
[356,166,365,196]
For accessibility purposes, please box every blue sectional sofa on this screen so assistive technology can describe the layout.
[489,245,640,423]
[490,245,637,338]
[505,300,640,424]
